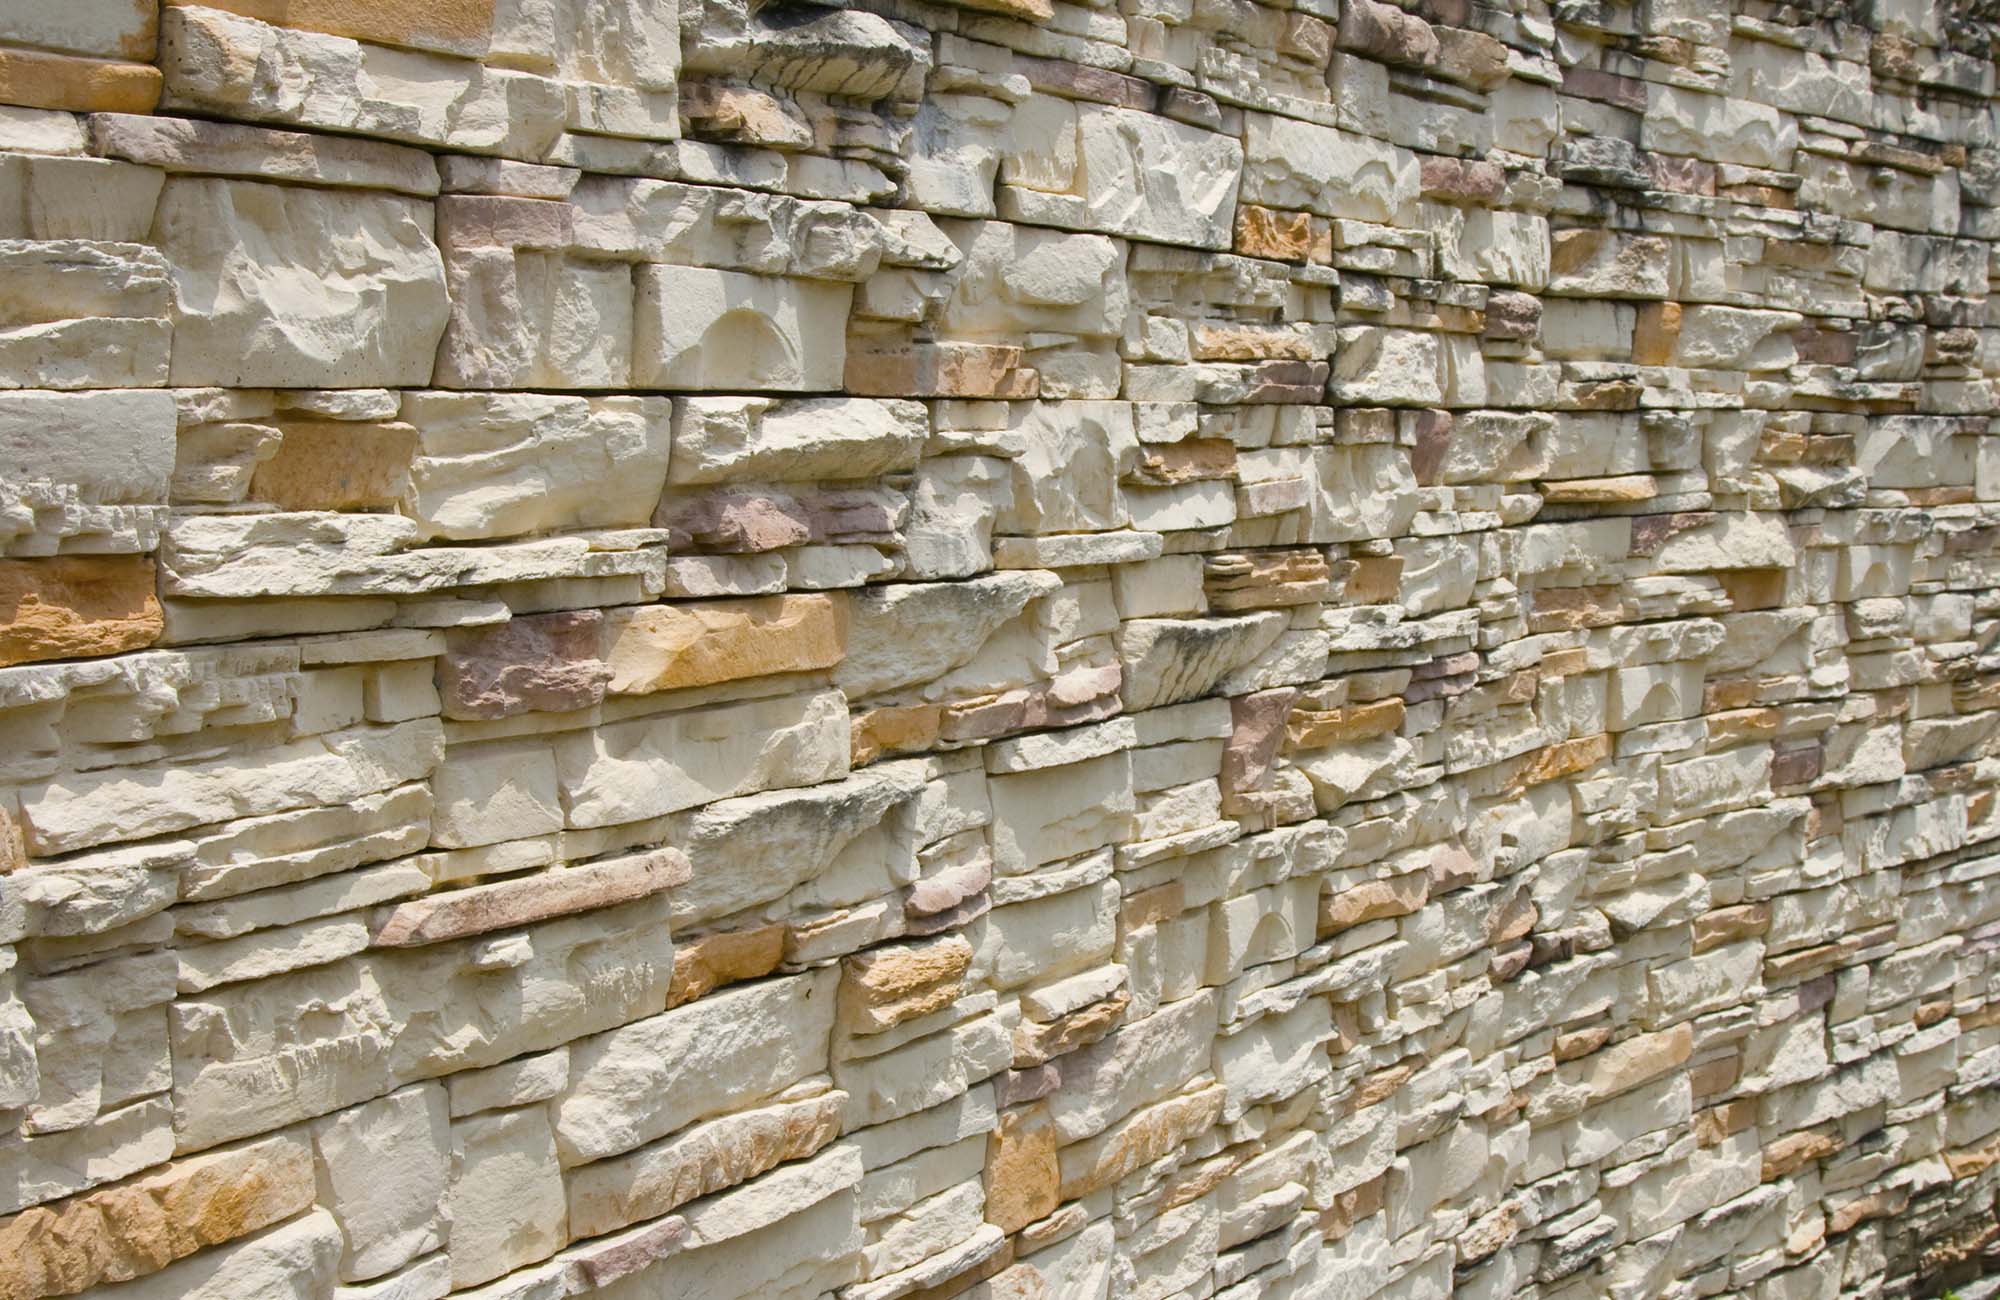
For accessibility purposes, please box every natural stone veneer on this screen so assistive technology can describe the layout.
[3,0,2000,1298]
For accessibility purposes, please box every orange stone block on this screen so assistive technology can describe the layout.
[0,46,159,114]
[0,556,162,667]
[250,420,419,511]
[168,0,498,57]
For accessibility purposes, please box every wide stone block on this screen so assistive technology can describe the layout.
[999,99,1242,250]
[603,593,846,694]
[1242,114,1419,224]
[554,967,839,1164]
[633,266,851,391]
[152,177,449,387]
[189,0,498,58]
[553,689,850,829]
[669,396,926,485]
[160,6,566,157]
[0,1132,315,1297]
[398,391,672,541]
[0,555,161,666]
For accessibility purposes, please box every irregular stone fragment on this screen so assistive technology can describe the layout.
[999,99,1242,249]
[670,397,926,485]
[397,391,672,542]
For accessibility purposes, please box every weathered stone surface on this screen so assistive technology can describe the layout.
[553,689,849,828]
[445,1106,566,1287]
[1001,99,1242,249]
[88,114,441,195]
[633,267,851,391]
[566,1090,846,1236]
[603,594,845,694]
[669,398,926,485]
[0,557,161,666]
[84,1210,342,1300]
[398,392,672,542]
[3,9,1997,1300]
[0,240,171,390]
[0,1132,315,1298]
[437,610,609,720]
[151,178,449,387]
[370,850,688,946]
[309,1085,448,1281]
[554,968,838,1165]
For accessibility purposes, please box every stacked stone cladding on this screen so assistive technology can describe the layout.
[1,1,2000,1298]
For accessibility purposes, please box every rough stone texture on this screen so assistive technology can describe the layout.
[4,4,2000,1300]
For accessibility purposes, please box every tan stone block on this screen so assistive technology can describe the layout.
[1121,880,1183,930]
[851,702,944,767]
[1319,873,1426,935]
[1234,205,1313,261]
[840,934,973,1034]
[1057,1085,1225,1199]
[1687,1053,1739,1100]
[371,851,688,947]
[248,420,419,511]
[1706,707,1779,748]
[168,0,498,57]
[1761,1127,1840,1179]
[1338,554,1404,603]
[1826,1187,1906,1235]
[0,557,161,667]
[1352,1063,1411,1108]
[1694,1099,1755,1147]
[1553,1025,1611,1062]
[1129,439,1237,488]
[1579,1024,1692,1103]
[939,0,1053,19]
[844,342,1038,399]
[1692,902,1770,954]
[0,1133,314,1299]
[565,1091,845,1237]
[1286,698,1405,750]
[603,593,846,695]
[985,1104,1059,1234]
[1540,475,1658,505]
[0,47,159,113]
[1631,301,1681,365]
[1515,732,1610,789]
[1321,1174,1384,1242]
[668,924,788,1008]
[1205,548,1330,612]
[1189,324,1314,362]
[1013,991,1128,1068]
[1946,1132,2000,1179]
[1526,585,1627,633]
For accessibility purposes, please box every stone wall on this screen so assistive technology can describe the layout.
[2,0,2000,1298]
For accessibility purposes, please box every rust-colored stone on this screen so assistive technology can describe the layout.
[0,557,162,667]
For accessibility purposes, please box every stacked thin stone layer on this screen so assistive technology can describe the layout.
[2,0,2000,1297]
